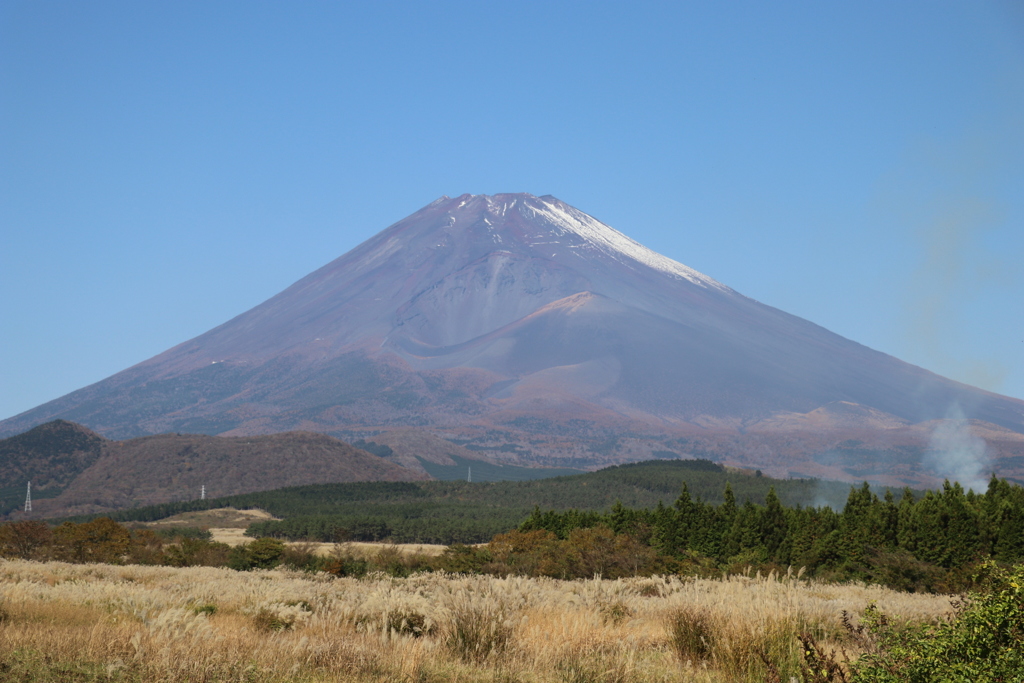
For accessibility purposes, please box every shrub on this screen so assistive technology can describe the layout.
[853,562,1024,681]
[164,537,231,567]
[248,537,286,568]
[443,596,515,663]
[321,543,431,577]
[714,615,800,682]
[563,526,658,579]
[598,599,633,625]
[192,603,218,616]
[228,538,285,571]
[324,544,370,577]
[798,633,850,683]
[252,608,292,632]
[373,545,414,577]
[667,605,802,681]
[252,601,312,632]
[280,541,328,572]
[434,544,492,574]
[385,609,433,637]
[667,604,716,664]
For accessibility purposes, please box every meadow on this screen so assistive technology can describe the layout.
[0,557,951,683]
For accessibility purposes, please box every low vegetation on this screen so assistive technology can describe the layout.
[0,557,958,683]
[3,491,1024,678]
[17,470,1024,594]
[8,472,1024,592]
[6,461,1024,678]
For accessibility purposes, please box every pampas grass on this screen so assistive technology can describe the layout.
[0,559,950,682]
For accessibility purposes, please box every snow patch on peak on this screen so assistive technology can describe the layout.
[525,198,727,290]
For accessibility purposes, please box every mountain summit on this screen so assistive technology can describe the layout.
[4,193,1023,485]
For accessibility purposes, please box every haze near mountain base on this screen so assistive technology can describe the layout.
[4,194,1023,488]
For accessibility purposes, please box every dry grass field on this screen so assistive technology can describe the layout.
[136,506,450,555]
[204,529,447,558]
[0,558,953,683]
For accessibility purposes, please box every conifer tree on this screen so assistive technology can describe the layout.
[673,482,697,550]
[881,489,899,549]
[938,480,981,567]
[759,487,789,561]
[896,487,918,551]
[722,482,737,521]
[908,490,946,565]
[651,501,681,557]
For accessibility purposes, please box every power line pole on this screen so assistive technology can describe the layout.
[468,466,471,483]
[24,481,31,513]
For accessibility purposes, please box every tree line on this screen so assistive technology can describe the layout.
[3,475,1024,592]
[510,476,1024,591]
[0,518,321,571]
[61,460,896,547]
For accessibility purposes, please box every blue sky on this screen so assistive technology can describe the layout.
[2,1,1023,421]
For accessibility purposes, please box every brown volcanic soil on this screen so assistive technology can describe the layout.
[27,430,426,518]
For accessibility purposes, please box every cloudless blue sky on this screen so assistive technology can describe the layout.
[2,1,1023,421]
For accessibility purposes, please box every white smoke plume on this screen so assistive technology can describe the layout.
[923,404,991,492]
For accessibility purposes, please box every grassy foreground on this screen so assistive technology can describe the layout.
[0,559,950,683]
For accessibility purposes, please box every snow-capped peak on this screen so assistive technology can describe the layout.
[523,196,727,290]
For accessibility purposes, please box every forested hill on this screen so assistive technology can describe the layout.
[58,460,914,544]
[0,420,105,512]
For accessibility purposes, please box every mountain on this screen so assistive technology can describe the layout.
[0,421,426,518]
[4,193,1024,487]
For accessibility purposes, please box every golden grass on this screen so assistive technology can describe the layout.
[204,526,449,559]
[0,560,952,682]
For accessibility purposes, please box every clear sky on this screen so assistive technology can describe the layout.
[2,1,1023,422]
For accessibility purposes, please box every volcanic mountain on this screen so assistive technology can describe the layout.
[4,193,1024,486]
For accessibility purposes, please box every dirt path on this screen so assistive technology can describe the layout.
[142,507,450,556]
[207,529,448,556]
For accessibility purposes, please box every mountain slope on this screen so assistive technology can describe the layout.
[3,193,1023,487]
[1,422,428,519]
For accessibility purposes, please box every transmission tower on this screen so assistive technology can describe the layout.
[24,481,31,513]
[201,484,206,500]
[467,466,472,483]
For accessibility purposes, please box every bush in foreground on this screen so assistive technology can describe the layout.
[851,562,1024,681]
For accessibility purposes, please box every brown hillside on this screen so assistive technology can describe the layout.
[29,430,427,518]
[363,428,496,474]
[0,420,106,497]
